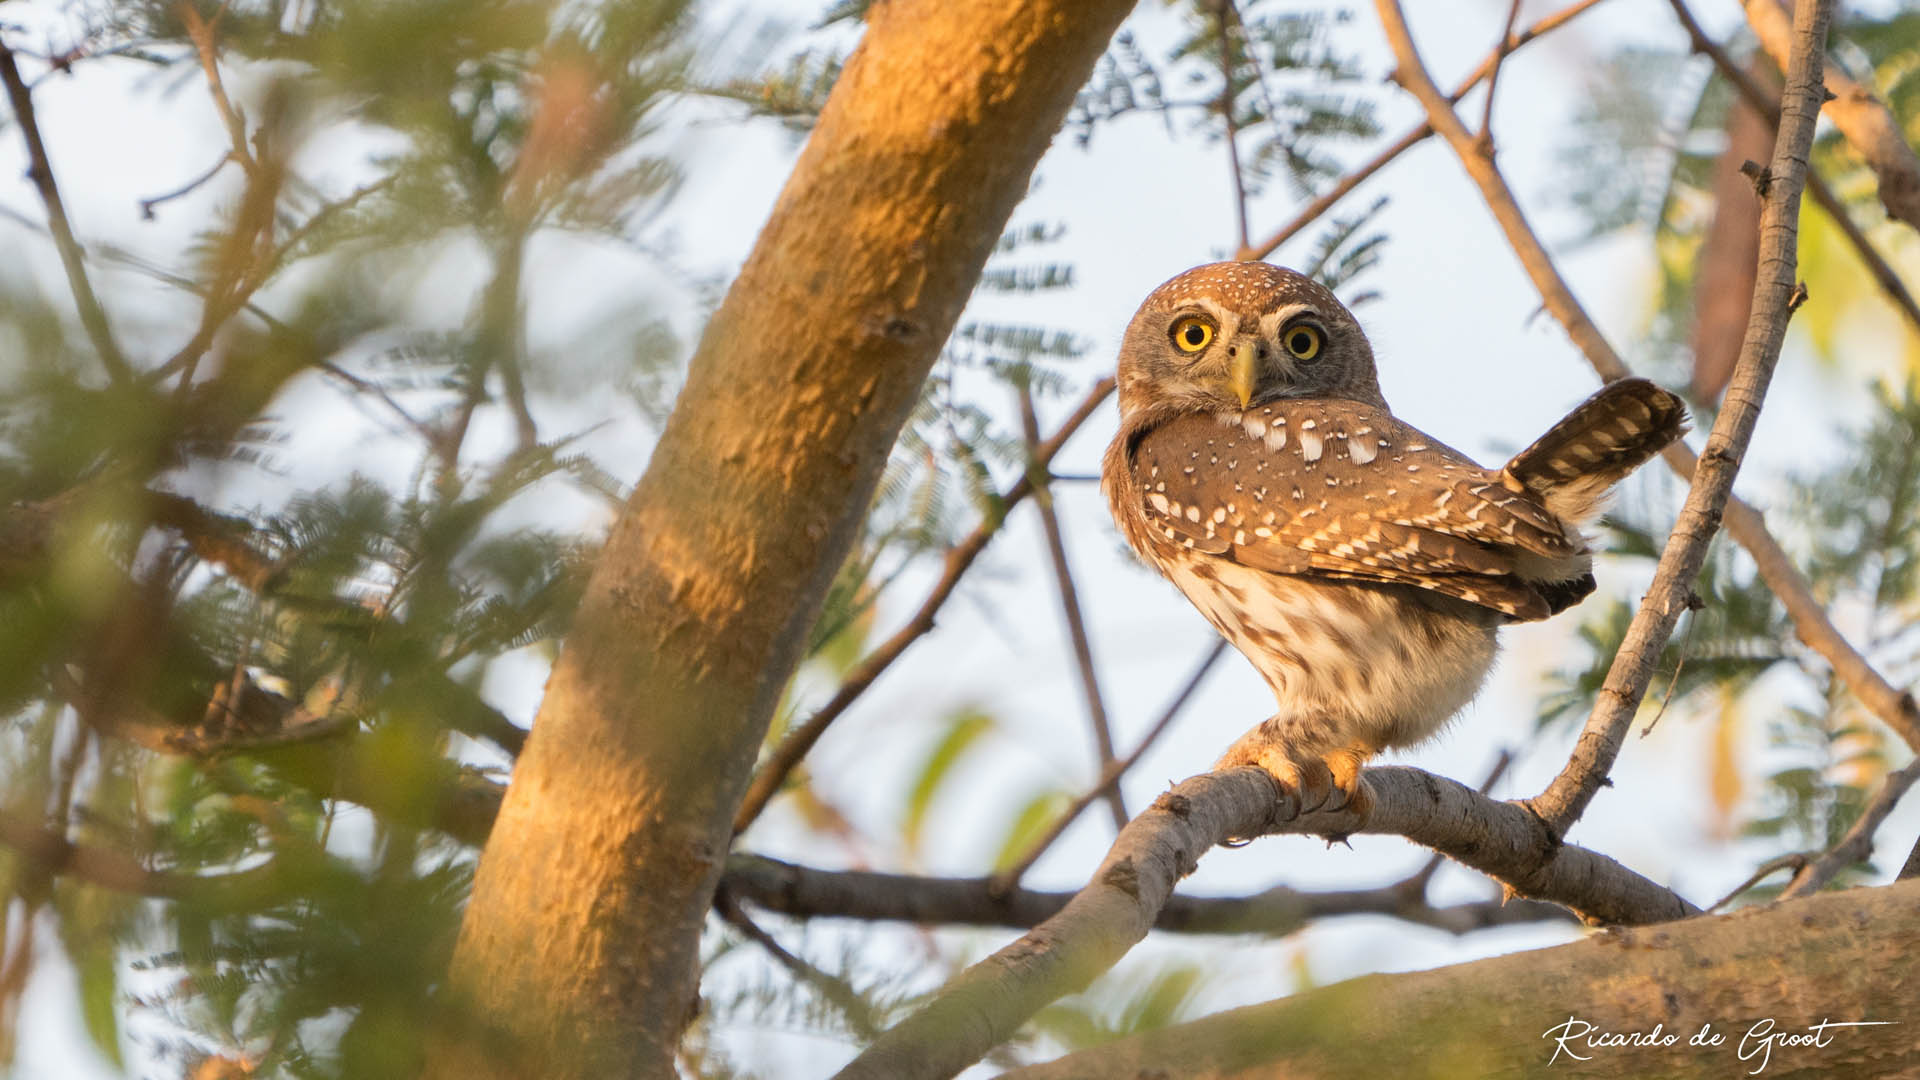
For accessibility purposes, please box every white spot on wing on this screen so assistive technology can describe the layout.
[1299,430,1324,462]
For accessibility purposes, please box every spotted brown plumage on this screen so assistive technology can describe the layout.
[1102,262,1687,820]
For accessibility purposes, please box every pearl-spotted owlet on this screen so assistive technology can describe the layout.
[1102,262,1686,819]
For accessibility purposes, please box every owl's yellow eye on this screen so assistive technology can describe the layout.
[1171,317,1213,353]
[1283,324,1323,361]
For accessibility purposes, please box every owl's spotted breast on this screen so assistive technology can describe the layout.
[1113,398,1591,622]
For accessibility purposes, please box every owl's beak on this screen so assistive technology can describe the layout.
[1227,346,1259,408]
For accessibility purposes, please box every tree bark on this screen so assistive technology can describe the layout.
[833,767,1694,1080]
[428,2,1136,1076]
[1006,879,1920,1080]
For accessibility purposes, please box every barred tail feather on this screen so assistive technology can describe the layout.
[1503,378,1688,526]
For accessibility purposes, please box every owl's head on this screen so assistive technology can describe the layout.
[1113,262,1383,420]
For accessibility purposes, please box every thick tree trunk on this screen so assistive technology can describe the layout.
[427,2,1135,1077]
[1005,879,1920,1080]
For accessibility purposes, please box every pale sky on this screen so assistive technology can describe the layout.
[4,0,1916,1076]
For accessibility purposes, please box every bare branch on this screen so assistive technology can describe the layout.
[731,378,1116,834]
[990,637,1228,894]
[0,36,131,380]
[1475,0,1525,156]
[1214,0,1250,253]
[834,766,1694,1080]
[1019,385,1125,831]
[1373,0,1842,834]
[1780,758,1920,899]
[1706,852,1807,911]
[725,852,1572,937]
[713,887,883,1041]
[1237,0,1610,262]
[1743,0,1920,234]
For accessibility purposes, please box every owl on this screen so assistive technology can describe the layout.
[1101,262,1686,819]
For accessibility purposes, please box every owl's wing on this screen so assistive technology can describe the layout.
[1125,400,1586,620]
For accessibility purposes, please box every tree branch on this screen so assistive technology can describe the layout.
[434,0,1142,1071]
[1214,0,1250,253]
[725,852,1572,938]
[731,377,1115,835]
[0,35,131,380]
[1004,878,1920,1079]
[1374,0,1847,836]
[1743,0,1920,235]
[1779,758,1920,899]
[1474,0,1525,156]
[989,637,1227,894]
[834,766,1694,1080]
[1019,385,1125,831]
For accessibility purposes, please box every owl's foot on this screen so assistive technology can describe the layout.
[1216,733,1376,824]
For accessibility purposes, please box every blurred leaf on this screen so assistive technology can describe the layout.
[903,706,997,855]
[992,787,1072,873]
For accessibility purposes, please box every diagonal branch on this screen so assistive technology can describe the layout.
[833,765,1694,1080]
[989,637,1228,894]
[731,377,1115,835]
[1779,757,1920,899]
[0,37,131,380]
[1019,385,1125,831]
[1375,0,1854,836]
[1212,0,1251,252]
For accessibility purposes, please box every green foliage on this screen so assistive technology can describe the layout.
[1072,5,1380,201]
[0,0,694,1073]
[1555,9,1920,372]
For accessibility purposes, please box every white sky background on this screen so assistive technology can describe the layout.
[4,0,1918,1076]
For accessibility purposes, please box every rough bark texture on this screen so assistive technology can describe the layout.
[836,771,1287,1080]
[1006,879,1920,1080]
[833,768,1694,1080]
[428,2,1135,1076]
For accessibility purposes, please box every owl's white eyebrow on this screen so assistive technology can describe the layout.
[1259,303,1320,336]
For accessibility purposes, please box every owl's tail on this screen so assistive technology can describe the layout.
[1502,378,1689,527]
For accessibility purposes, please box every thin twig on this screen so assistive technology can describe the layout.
[732,378,1116,834]
[1475,0,1526,156]
[1020,385,1126,831]
[1214,0,1250,253]
[1780,758,1920,898]
[713,887,883,1041]
[1237,0,1611,262]
[1666,0,1920,339]
[1374,0,1836,836]
[0,37,131,380]
[179,4,255,173]
[1706,852,1809,911]
[139,150,237,220]
[990,637,1230,894]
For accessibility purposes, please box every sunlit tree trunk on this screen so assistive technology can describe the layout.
[429,1,1135,1075]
